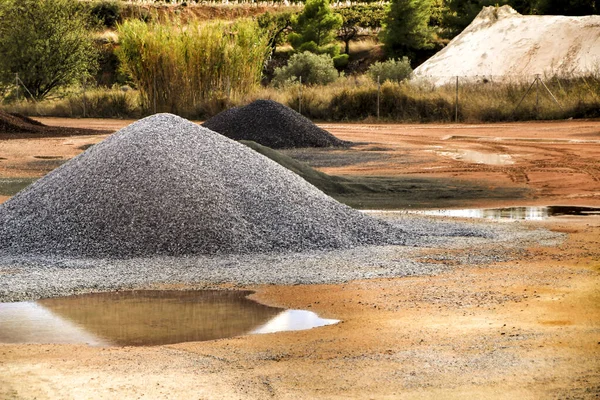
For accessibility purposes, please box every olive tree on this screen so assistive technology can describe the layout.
[0,0,97,100]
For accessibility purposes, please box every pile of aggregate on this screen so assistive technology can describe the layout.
[0,113,404,258]
[0,110,109,138]
[202,99,349,149]
[0,110,43,133]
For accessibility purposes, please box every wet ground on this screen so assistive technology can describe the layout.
[0,290,337,346]
[0,118,598,399]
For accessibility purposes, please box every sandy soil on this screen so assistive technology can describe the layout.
[0,118,599,398]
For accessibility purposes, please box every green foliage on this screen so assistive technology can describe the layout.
[90,1,123,28]
[272,51,338,86]
[336,5,386,54]
[333,54,350,71]
[257,11,294,57]
[289,0,343,54]
[535,0,597,15]
[367,58,413,83]
[442,0,511,38]
[380,0,436,59]
[117,18,269,116]
[0,0,97,101]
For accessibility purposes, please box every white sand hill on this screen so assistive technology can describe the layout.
[414,5,600,84]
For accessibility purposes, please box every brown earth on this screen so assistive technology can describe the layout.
[0,118,599,399]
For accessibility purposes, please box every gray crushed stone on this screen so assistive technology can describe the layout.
[0,113,402,258]
[0,113,566,303]
[202,99,349,149]
[0,215,564,302]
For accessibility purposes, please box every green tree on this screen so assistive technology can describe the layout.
[380,0,436,59]
[0,0,97,101]
[442,0,511,38]
[288,0,343,55]
[336,5,386,54]
[258,11,294,58]
[535,0,597,15]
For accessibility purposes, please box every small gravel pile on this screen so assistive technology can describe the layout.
[0,113,402,258]
[0,110,109,138]
[0,111,43,133]
[203,100,349,149]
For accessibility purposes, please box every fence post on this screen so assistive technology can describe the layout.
[82,77,87,118]
[535,74,540,116]
[299,76,302,114]
[455,76,459,123]
[153,68,157,114]
[15,73,19,101]
[377,75,380,120]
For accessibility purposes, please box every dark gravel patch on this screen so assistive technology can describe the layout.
[203,99,349,149]
[0,110,110,139]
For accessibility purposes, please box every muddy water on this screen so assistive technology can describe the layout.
[408,206,600,220]
[0,290,339,346]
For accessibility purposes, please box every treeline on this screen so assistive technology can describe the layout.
[0,0,598,122]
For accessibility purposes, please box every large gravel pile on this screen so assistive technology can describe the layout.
[0,113,403,258]
[203,100,348,149]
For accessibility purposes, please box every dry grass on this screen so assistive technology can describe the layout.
[3,74,599,122]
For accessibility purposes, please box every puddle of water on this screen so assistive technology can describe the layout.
[435,149,514,165]
[0,290,339,347]
[406,206,600,220]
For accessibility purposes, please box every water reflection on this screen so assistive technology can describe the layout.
[252,309,339,334]
[411,206,600,220]
[0,290,339,346]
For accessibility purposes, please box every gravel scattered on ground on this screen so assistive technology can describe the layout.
[0,113,566,303]
[0,215,564,302]
[0,113,405,258]
[202,100,349,149]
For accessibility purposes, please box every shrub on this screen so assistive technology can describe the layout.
[90,1,122,28]
[367,57,413,83]
[273,51,338,86]
[333,54,349,71]
[0,0,97,101]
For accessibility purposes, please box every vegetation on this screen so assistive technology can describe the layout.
[336,5,386,54]
[380,0,436,59]
[117,18,269,116]
[272,52,339,86]
[89,1,123,28]
[289,0,342,55]
[0,0,97,101]
[367,58,413,83]
[1,0,598,123]
[258,11,293,57]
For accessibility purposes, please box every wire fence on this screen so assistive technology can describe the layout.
[3,72,600,122]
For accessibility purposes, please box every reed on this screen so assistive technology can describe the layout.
[117,17,269,117]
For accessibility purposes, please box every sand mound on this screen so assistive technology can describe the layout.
[203,100,349,149]
[414,6,600,84]
[0,114,402,258]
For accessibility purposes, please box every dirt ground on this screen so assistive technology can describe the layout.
[0,118,599,399]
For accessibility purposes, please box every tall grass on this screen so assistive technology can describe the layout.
[3,74,598,122]
[3,88,140,118]
[117,17,269,117]
[241,74,600,122]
